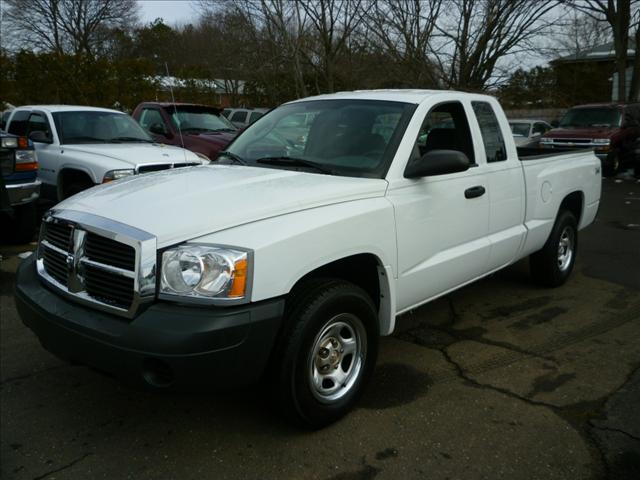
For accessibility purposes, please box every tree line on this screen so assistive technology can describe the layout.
[1,0,638,111]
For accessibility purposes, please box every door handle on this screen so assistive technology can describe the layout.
[464,186,486,199]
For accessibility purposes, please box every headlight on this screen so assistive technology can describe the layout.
[592,138,610,145]
[160,245,250,302]
[103,169,135,183]
[1,136,18,148]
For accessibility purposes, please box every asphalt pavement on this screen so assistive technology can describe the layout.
[1,174,639,480]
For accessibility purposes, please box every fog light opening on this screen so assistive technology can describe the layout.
[142,358,174,388]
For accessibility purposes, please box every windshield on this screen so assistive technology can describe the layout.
[225,99,415,178]
[167,106,237,133]
[559,107,622,128]
[509,122,530,137]
[53,111,152,144]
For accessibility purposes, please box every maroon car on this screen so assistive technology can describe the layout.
[132,102,239,160]
[540,103,640,176]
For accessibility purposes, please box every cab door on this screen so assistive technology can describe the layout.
[387,101,491,312]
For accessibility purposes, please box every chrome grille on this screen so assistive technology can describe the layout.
[85,232,135,270]
[42,247,69,286]
[84,264,135,309]
[36,210,157,318]
[43,221,73,251]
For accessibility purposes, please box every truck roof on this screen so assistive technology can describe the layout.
[138,102,220,109]
[287,89,495,105]
[14,105,123,114]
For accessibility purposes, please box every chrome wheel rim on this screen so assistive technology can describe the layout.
[308,313,366,404]
[557,226,574,272]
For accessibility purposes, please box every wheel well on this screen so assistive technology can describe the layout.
[58,169,94,197]
[291,254,382,312]
[559,191,583,225]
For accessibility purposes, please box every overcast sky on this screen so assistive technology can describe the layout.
[138,0,200,25]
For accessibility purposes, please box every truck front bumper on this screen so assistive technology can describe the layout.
[6,179,41,206]
[15,255,285,391]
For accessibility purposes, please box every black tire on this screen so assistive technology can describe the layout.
[9,202,38,244]
[602,154,620,178]
[63,180,93,199]
[530,210,578,287]
[274,279,379,429]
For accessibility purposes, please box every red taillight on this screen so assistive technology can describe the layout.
[18,137,29,149]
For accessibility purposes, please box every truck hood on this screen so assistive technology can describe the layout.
[55,165,388,247]
[186,130,237,147]
[543,127,617,139]
[62,143,200,166]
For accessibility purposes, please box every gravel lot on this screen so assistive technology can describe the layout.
[1,175,639,480]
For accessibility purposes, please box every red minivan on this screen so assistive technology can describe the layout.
[132,102,239,160]
[540,103,640,176]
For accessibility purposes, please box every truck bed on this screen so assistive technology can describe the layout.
[517,146,592,161]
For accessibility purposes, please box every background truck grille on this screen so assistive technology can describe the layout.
[0,149,14,176]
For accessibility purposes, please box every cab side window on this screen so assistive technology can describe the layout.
[231,111,247,124]
[533,123,548,135]
[27,112,53,140]
[139,108,165,131]
[413,101,475,164]
[472,101,507,162]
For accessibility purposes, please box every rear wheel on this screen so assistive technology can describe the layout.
[530,210,578,287]
[274,279,378,429]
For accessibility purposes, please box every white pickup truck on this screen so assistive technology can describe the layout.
[15,90,601,428]
[5,105,205,201]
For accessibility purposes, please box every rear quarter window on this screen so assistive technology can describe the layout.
[472,102,507,162]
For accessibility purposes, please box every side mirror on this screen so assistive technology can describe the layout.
[28,130,52,144]
[149,123,167,136]
[404,150,470,178]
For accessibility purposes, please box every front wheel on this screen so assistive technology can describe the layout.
[274,279,379,429]
[530,210,578,287]
[602,154,620,177]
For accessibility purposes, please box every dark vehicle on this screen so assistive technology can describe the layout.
[0,132,40,243]
[132,103,239,160]
[540,103,640,176]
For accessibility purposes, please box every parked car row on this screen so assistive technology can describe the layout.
[508,103,640,176]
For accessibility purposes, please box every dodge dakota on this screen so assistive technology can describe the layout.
[15,90,601,428]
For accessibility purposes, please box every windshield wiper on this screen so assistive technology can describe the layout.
[256,156,334,175]
[109,136,153,143]
[218,151,247,165]
[63,136,107,143]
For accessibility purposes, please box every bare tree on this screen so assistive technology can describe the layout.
[433,0,558,91]
[554,8,612,59]
[365,0,442,87]
[566,0,639,101]
[3,0,139,58]
[300,0,366,92]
